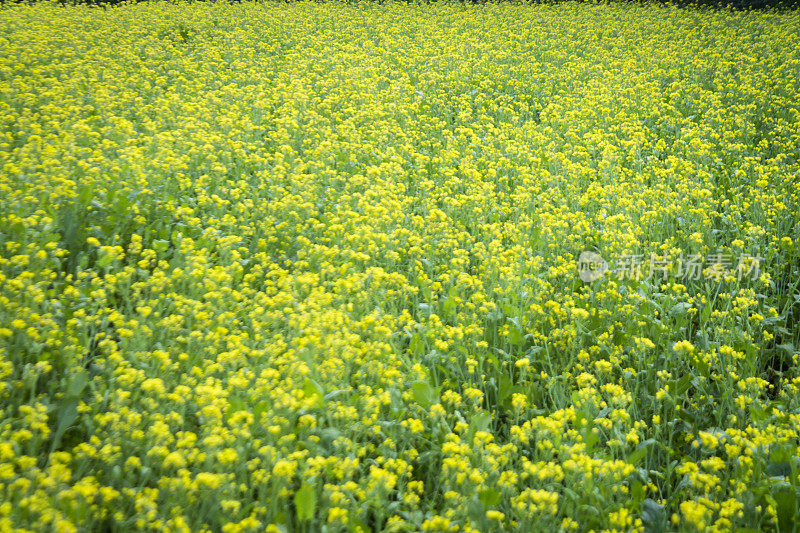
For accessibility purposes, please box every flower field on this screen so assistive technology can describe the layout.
[1,1,799,531]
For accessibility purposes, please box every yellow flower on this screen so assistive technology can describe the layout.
[673,340,695,355]
[327,507,348,524]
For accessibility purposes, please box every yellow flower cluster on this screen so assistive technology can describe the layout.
[1,1,799,532]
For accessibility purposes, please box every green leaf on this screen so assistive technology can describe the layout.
[670,302,693,316]
[49,398,79,456]
[114,194,129,214]
[66,370,89,397]
[78,185,94,206]
[226,397,245,418]
[471,410,492,433]
[700,303,711,325]
[302,378,325,409]
[766,461,791,477]
[750,405,768,425]
[674,373,693,397]
[294,482,316,522]
[571,391,582,406]
[323,389,350,402]
[152,239,170,254]
[677,408,698,427]
[479,488,500,506]
[771,483,797,532]
[497,373,512,401]
[627,444,649,465]
[467,496,485,523]
[411,380,437,408]
[318,427,342,447]
[641,498,665,533]
[442,297,456,317]
[631,481,644,502]
[776,343,795,356]
[769,444,792,463]
[584,429,599,450]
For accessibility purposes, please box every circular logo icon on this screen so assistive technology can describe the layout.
[578,251,608,282]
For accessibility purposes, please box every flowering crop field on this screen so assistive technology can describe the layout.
[1,1,800,531]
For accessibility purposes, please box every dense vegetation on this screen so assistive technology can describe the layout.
[1,2,799,531]
[33,1,800,11]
